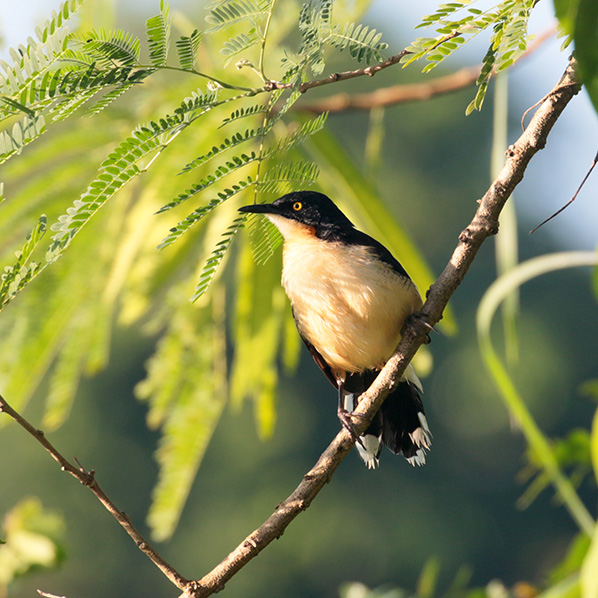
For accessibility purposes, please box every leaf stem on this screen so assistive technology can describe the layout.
[136,63,261,93]
[258,0,278,81]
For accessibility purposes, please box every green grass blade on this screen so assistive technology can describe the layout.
[477,251,598,536]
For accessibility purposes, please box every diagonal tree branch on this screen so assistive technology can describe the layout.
[179,56,582,598]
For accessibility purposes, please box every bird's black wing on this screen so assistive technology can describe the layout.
[322,225,410,279]
[294,317,338,389]
[348,229,410,279]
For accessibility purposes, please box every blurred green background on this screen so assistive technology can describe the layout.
[1,1,597,597]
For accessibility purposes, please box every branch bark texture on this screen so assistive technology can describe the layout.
[181,57,582,598]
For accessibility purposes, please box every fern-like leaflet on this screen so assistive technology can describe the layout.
[205,0,270,32]
[404,0,535,113]
[328,23,388,63]
[157,152,258,213]
[0,216,47,309]
[147,0,172,67]
[158,180,253,250]
[176,30,202,70]
[192,215,247,300]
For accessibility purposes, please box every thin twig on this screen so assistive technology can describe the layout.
[179,56,582,598]
[296,27,555,114]
[530,148,598,233]
[0,394,189,591]
[264,31,462,95]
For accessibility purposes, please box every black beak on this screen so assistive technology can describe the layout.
[238,202,280,215]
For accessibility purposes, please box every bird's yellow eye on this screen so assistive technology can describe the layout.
[292,201,303,211]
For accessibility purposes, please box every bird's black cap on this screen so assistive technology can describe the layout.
[239,191,354,236]
[239,190,410,277]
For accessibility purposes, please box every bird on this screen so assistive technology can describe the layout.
[238,190,431,468]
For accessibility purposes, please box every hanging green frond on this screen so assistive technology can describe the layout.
[143,296,228,541]
[158,153,258,214]
[48,111,195,259]
[0,215,47,310]
[205,0,269,32]
[221,31,261,58]
[257,160,319,194]
[146,1,172,67]
[298,0,333,75]
[136,326,186,429]
[466,45,494,114]
[158,179,252,249]
[175,30,202,71]
[192,215,246,300]
[230,240,284,436]
[328,23,388,63]
[267,111,328,155]
[43,316,88,430]
[220,104,267,128]
[405,0,535,113]
[179,128,261,173]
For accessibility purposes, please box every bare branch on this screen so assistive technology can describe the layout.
[179,56,582,598]
[530,148,598,233]
[296,65,481,113]
[0,394,189,592]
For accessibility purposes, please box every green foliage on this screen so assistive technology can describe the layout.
[146,0,172,67]
[176,29,202,70]
[2,0,580,545]
[291,0,387,77]
[328,23,387,63]
[206,0,270,32]
[0,216,46,309]
[0,0,154,162]
[572,0,598,116]
[477,251,598,535]
[0,498,65,591]
[405,0,536,113]
[137,292,228,541]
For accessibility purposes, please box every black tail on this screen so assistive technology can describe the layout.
[344,371,431,467]
[379,380,430,465]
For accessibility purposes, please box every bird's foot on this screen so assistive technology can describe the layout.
[408,311,437,344]
[337,406,367,448]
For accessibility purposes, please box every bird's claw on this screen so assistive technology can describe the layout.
[337,407,367,449]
